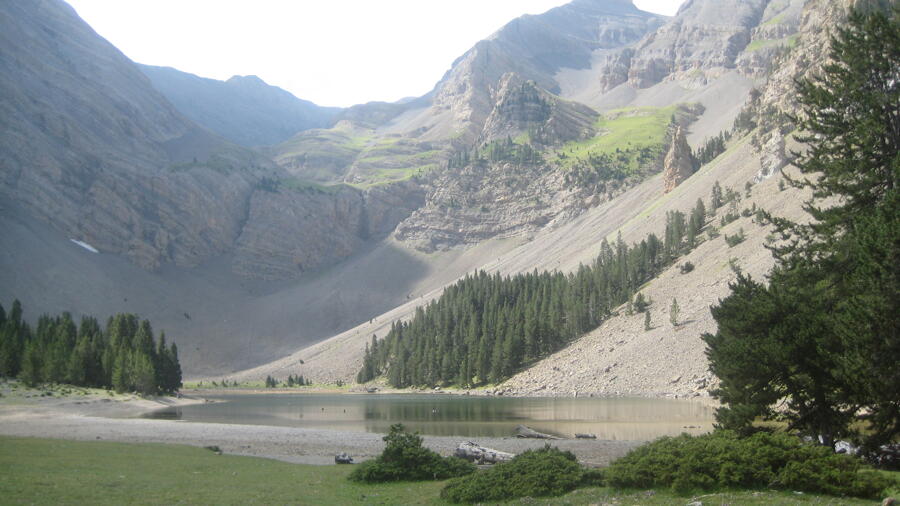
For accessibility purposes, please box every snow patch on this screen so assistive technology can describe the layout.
[70,239,99,253]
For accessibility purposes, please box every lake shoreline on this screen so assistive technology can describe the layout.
[0,383,644,466]
[184,385,719,403]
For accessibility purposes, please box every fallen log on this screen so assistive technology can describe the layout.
[515,424,560,439]
[454,442,515,464]
[334,452,354,464]
[575,433,597,439]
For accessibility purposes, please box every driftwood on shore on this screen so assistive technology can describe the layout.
[454,442,515,464]
[575,433,597,439]
[515,424,560,439]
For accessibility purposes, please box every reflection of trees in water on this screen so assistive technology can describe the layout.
[150,395,716,439]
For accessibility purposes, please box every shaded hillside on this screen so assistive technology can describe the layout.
[0,0,430,374]
[139,65,341,147]
[0,0,263,271]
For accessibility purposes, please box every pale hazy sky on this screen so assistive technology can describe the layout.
[66,0,684,108]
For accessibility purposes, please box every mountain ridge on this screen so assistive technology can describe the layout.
[0,0,858,394]
[139,64,342,147]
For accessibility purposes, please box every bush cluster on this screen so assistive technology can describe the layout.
[604,431,895,499]
[441,446,585,503]
[348,424,474,483]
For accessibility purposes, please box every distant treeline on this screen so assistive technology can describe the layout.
[359,197,711,388]
[0,301,182,395]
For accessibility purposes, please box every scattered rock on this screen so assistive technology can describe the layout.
[334,452,354,464]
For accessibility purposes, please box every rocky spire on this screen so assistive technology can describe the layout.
[662,126,696,193]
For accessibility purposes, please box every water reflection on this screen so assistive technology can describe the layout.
[144,394,715,440]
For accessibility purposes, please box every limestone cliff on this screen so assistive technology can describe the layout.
[480,74,598,146]
[232,182,425,280]
[429,0,664,143]
[593,0,804,93]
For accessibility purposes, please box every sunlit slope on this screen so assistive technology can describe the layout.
[227,125,809,391]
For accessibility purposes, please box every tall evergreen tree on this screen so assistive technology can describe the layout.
[704,7,899,453]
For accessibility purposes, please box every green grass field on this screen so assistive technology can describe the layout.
[556,106,679,167]
[1,437,894,505]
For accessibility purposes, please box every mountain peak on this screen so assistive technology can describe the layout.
[226,74,266,85]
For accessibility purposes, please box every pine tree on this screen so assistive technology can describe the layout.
[711,181,723,209]
[644,311,652,331]
[705,7,900,452]
[669,298,679,327]
[19,341,42,387]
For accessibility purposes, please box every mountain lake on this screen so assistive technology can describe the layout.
[144,394,716,439]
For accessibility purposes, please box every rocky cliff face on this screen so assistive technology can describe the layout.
[662,126,696,193]
[139,65,342,147]
[232,182,425,280]
[429,0,665,143]
[593,0,803,92]
[480,74,598,146]
[748,0,855,180]
[394,161,587,252]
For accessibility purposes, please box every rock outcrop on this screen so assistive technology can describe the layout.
[662,126,696,193]
[594,0,776,92]
[429,0,665,143]
[480,74,598,146]
[232,182,425,280]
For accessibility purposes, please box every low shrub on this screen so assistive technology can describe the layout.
[441,446,584,503]
[348,424,474,483]
[604,431,895,499]
[724,228,746,247]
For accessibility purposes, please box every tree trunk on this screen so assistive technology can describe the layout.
[454,442,515,464]
[515,424,560,439]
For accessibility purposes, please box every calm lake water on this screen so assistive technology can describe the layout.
[144,394,715,440]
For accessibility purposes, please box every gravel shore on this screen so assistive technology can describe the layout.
[0,388,642,466]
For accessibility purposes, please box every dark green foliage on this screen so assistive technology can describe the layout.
[696,131,730,166]
[710,181,724,209]
[564,145,666,190]
[680,262,695,274]
[705,8,900,455]
[580,467,605,487]
[361,208,701,388]
[447,136,543,170]
[441,446,584,503]
[632,292,650,313]
[348,424,474,483]
[724,228,746,247]
[0,300,181,394]
[604,431,895,499]
[643,311,652,331]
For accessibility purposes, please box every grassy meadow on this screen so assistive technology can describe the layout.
[1,436,894,505]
